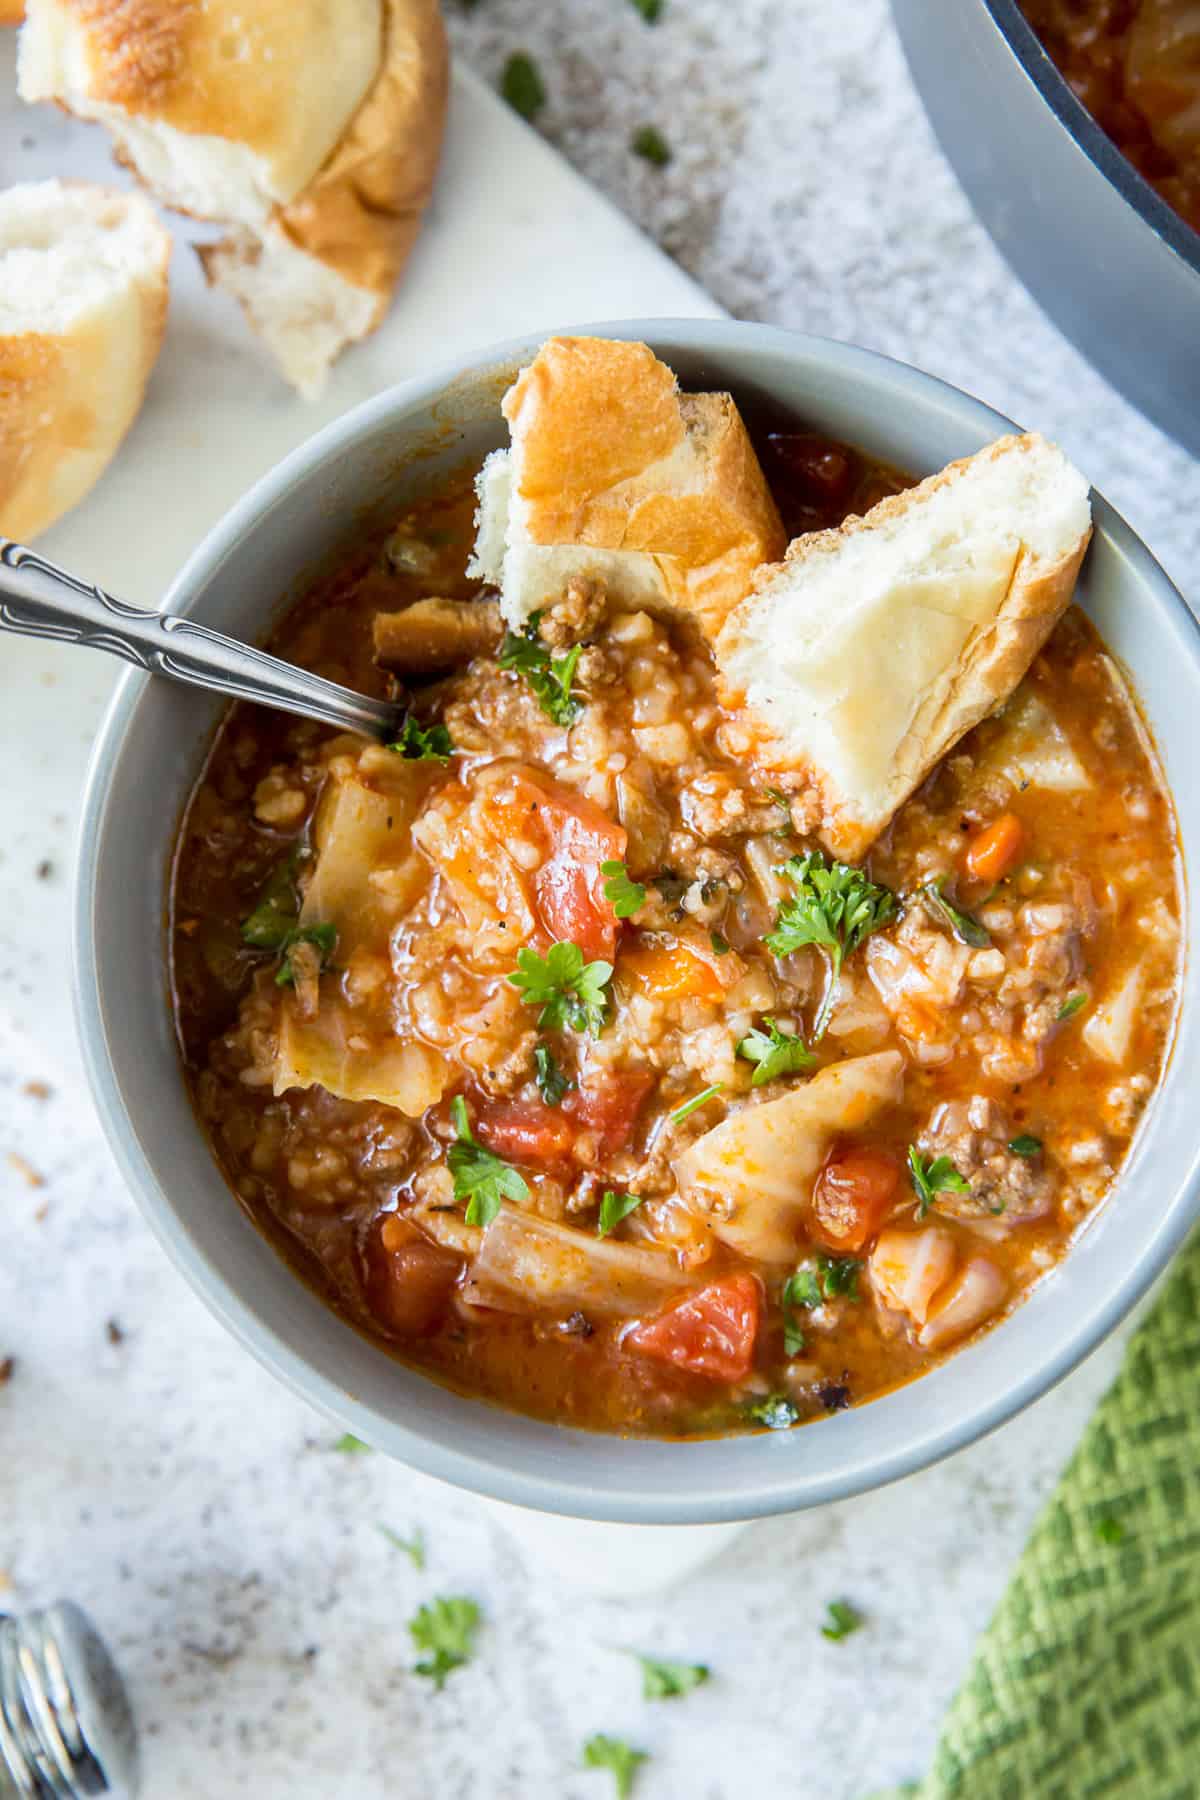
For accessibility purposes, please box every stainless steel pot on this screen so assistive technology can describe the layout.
[892,0,1200,457]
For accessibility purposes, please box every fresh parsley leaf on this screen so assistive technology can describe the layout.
[668,1083,724,1125]
[508,941,613,1035]
[629,0,663,20]
[821,1600,864,1642]
[1009,1134,1043,1158]
[631,125,671,166]
[783,1268,823,1311]
[783,1316,806,1356]
[784,1258,860,1316]
[275,922,337,987]
[709,931,731,955]
[743,1393,799,1431]
[1058,992,1088,1021]
[736,1016,816,1087]
[241,850,304,949]
[332,1433,370,1454]
[766,852,896,1038]
[921,878,991,948]
[1095,1515,1126,1546]
[627,1650,709,1700]
[907,1146,971,1221]
[533,1041,571,1107]
[582,1735,648,1800]
[498,616,582,725]
[389,715,454,762]
[448,1096,529,1226]
[597,1190,644,1237]
[409,1595,481,1689]
[500,51,546,121]
[601,860,647,919]
[379,1525,425,1569]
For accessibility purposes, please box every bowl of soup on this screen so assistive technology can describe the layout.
[892,0,1200,458]
[73,320,1199,1521]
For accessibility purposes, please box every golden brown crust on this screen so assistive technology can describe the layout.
[1,1,25,22]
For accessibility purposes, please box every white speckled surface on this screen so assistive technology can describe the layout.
[1,3,1197,1796]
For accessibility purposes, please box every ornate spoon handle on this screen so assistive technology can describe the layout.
[0,538,404,741]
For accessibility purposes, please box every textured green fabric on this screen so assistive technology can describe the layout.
[894,1237,1200,1800]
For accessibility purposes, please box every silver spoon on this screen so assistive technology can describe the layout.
[0,537,405,741]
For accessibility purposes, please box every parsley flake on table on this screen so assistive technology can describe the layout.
[448,1096,529,1226]
[626,1650,710,1700]
[920,877,991,948]
[597,1190,645,1238]
[668,1083,724,1125]
[629,0,664,20]
[821,1600,864,1642]
[508,941,613,1035]
[500,51,546,122]
[408,1595,481,1689]
[379,1525,425,1569]
[631,125,671,166]
[765,852,896,1038]
[389,715,454,761]
[601,860,647,919]
[498,613,583,724]
[736,1016,816,1087]
[274,923,337,988]
[533,1041,571,1106]
[907,1146,971,1221]
[331,1433,370,1454]
[582,1734,648,1799]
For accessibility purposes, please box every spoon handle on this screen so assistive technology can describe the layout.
[0,538,402,741]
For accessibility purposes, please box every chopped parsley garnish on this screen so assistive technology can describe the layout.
[710,931,731,955]
[783,1315,806,1357]
[389,715,454,761]
[379,1525,425,1569]
[743,1393,799,1430]
[631,125,671,166]
[1009,1134,1043,1158]
[409,1595,481,1689]
[736,1016,816,1087]
[630,0,663,20]
[508,941,613,1035]
[921,878,991,948]
[533,1041,571,1107]
[240,850,305,950]
[332,1433,370,1454]
[783,1256,862,1323]
[668,1083,724,1125]
[582,1735,648,1800]
[627,1651,709,1700]
[1058,992,1088,1021]
[760,786,792,816]
[498,613,583,725]
[907,1146,971,1221]
[766,852,896,1038]
[601,860,647,919]
[448,1096,529,1226]
[784,1268,823,1310]
[597,1190,645,1238]
[1095,1515,1126,1546]
[821,1601,864,1642]
[500,51,546,121]
[274,922,337,987]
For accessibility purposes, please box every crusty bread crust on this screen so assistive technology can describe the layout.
[1,3,24,24]
[0,184,169,541]
[500,336,785,639]
[716,433,1092,860]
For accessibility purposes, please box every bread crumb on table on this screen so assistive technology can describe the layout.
[21,1080,51,1101]
[7,1152,44,1189]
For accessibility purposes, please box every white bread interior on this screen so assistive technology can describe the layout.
[18,0,448,397]
[0,179,169,541]
[470,336,785,641]
[716,433,1093,860]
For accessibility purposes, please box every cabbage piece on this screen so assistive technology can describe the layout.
[1082,966,1142,1067]
[990,692,1090,793]
[673,1050,905,1265]
[462,1207,692,1319]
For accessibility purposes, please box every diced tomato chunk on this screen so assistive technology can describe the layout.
[626,1274,762,1381]
[366,1216,463,1337]
[490,771,627,962]
[474,1098,575,1164]
[564,1069,654,1155]
[964,812,1025,884]
[810,1143,902,1254]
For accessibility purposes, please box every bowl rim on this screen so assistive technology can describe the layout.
[980,0,1200,276]
[73,318,1200,1521]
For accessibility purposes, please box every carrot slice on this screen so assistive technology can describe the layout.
[964,812,1025,883]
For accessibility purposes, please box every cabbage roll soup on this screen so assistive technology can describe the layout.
[170,339,1182,1438]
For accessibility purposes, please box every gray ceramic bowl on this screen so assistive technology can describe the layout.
[892,0,1200,457]
[74,321,1200,1523]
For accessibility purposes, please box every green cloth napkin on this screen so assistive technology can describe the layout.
[892,1235,1200,1800]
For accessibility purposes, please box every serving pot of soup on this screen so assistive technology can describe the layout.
[74,321,1200,1522]
[892,0,1200,459]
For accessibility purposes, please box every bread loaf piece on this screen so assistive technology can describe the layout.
[18,0,448,396]
[716,433,1093,859]
[0,179,169,541]
[470,336,786,642]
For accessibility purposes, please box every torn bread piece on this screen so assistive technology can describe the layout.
[18,0,448,396]
[469,336,785,641]
[0,180,169,541]
[716,433,1093,860]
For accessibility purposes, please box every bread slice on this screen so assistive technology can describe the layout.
[0,179,169,541]
[469,336,786,641]
[18,0,448,397]
[716,433,1093,860]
